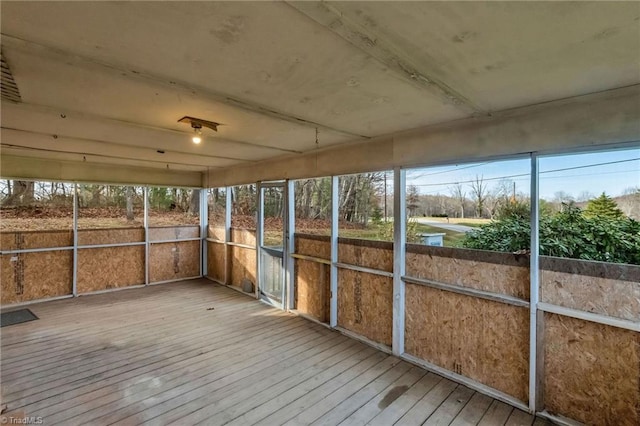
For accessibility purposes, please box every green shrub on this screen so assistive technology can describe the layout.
[461,203,640,265]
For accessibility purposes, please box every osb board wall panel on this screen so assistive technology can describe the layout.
[208,225,226,241]
[1,230,73,251]
[77,228,144,245]
[149,241,200,283]
[541,256,640,322]
[544,313,640,426]
[338,238,393,272]
[231,228,256,246]
[230,245,256,290]
[295,258,330,322]
[337,269,392,346]
[405,283,529,402]
[77,246,144,292]
[295,234,331,259]
[149,226,199,242]
[207,241,226,283]
[1,251,72,304]
[406,244,529,300]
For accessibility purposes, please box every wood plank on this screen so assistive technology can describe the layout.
[367,373,442,426]
[2,299,276,380]
[0,280,538,426]
[26,317,314,419]
[198,343,374,426]
[532,417,553,426]
[253,352,389,426]
[6,312,306,412]
[1,295,269,367]
[100,339,363,424]
[154,348,383,426]
[450,392,494,426]
[1,283,232,348]
[2,295,253,360]
[309,362,413,425]
[0,286,241,345]
[505,409,536,426]
[422,385,475,426]
[5,310,303,401]
[337,366,426,426]
[394,379,458,426]
[0,281,221,326]
[36,323,334,423]
[478,400,515,426]
[282,356,402,425]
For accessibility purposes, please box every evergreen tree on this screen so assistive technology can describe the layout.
[584,193,625,219]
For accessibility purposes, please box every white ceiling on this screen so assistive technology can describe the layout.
[1,1,639,175]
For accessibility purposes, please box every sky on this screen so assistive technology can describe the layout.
[405,147,640,201]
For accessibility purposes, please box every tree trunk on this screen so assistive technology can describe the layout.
[189,189,200,216]
[3,181,34,206]
[126,186,134,221]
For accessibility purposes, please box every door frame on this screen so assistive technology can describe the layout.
[256,180,291,309]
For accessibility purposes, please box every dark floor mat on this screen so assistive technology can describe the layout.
[1,309,39,327]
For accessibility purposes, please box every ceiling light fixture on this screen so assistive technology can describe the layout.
[178,116,220,145]
[191,123,202,144]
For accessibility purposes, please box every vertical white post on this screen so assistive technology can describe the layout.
[200,188,208,277]
[330,176,339,328]
[72,182,78,297]
[286,180,295,311]
[144,187,149,286]
[256,183,263,299]
[529,154,542,412]
[393,168,406,356]
[225,187,232,285]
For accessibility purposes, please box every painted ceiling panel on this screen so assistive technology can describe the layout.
[330,1,640,110]
[0,1,637,179]
[2,48,355,155]
[0,1,464,136]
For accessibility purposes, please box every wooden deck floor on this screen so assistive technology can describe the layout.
[0,280,551,426]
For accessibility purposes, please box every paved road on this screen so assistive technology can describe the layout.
[413,218,475,233]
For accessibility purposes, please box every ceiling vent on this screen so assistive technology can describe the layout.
[1,51,22,103]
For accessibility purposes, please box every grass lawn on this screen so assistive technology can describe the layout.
[413,223,466,247]
[410,216,489,227]
[336,222,467,247]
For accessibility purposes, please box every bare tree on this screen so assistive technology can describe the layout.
[2,181,34,206]
[486,179,514,219]
[449,184,466,218]
[619,186,640,220]
[553,191,575,212]
[406,185,420,217]
[577,191,594,203]
[337,173,384,225]
[469,175,488,218]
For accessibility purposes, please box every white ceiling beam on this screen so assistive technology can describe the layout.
[286,1,485,116]
[1,34,369,141]
[0,128,242,168]
[1,154,203,187]
[1,102,300,162]
[0,146,207,173]
[3,100,304,157]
